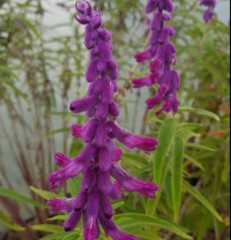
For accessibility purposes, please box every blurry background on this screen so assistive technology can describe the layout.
[0,0,230,239]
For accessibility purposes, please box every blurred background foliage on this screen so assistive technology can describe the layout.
[0,0,230,239]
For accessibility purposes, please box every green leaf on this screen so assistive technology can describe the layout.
[153,119,176,185]
[112,201,125,210]
[0,187,46,208]
[185,142,215,152]
[30,186,58,200]
[222,139,230,182]
[67,174,82,196]
[171,136,184,222]
[47,215,68,221]
[179,106,220,122]
[0,211,25,231]
[32,224,63,233]
[183,180,223,222]
[146,119,176,215]
[114,213,192,239]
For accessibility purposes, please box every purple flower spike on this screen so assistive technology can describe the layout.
[48,1,158,239]
[200,0,216,23]
[132,0,180,115]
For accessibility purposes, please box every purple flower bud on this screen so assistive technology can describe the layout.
[84,216,100,240]
[96,102,109,120]
[73,191,87,211]
[98,40,113,60]
[98,170,113,194]
[108,101,120,117]
[109,121,158,151]
[134,48,152,63]
[145,0,157,13]
[150,59,160,73]
[109,181,122,200]
[97,60,108,73]
[69,96,99,114]
[54,152,71,167]
[90,11,102,29]
[98,28,112,41]
[146,95,162,109]
[81,164,96,192]
[203,10,214,23]
[132,76,152,88]
[70,124,83,139]
[94,123,108,147]
[85,30,95,49]
[99,147,112,171]
[163,0,174,12]
[48,198,74,213]
[75,0,92,16]
[99,193,113,219]
[48,161,84,189]
[86,59,99,82]
[64,211,82,232]
[83,119,99,143]
[113,149,123,162]
[111,165,159,198]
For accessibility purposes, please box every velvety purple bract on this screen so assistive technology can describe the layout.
[132,0,180,115]
[48,1,159,239]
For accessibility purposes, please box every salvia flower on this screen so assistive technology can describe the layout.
[132,0,180,116]
[200,0,216,23]
[48,1,159,239]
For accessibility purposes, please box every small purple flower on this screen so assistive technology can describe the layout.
[48,1,159,239]
[132,0,180,115]
[200,0,216,23]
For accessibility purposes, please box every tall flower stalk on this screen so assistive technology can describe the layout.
[132,0,180,116]
[200,0,216,23]
[48,1,158,239]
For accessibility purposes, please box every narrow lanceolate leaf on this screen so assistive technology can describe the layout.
[183,180,223,222]
[222,139,230,182]
[153,119,176,185]
[0,211,25,231]
[114,213,193,240]
[171,136,184,222]
[32,224,63,233]
[179,106,220,121]
[0,187,46,208]
[30,186,58,200]
[146,119,176,215]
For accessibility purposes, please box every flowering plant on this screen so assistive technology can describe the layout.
[48,1,158,239]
